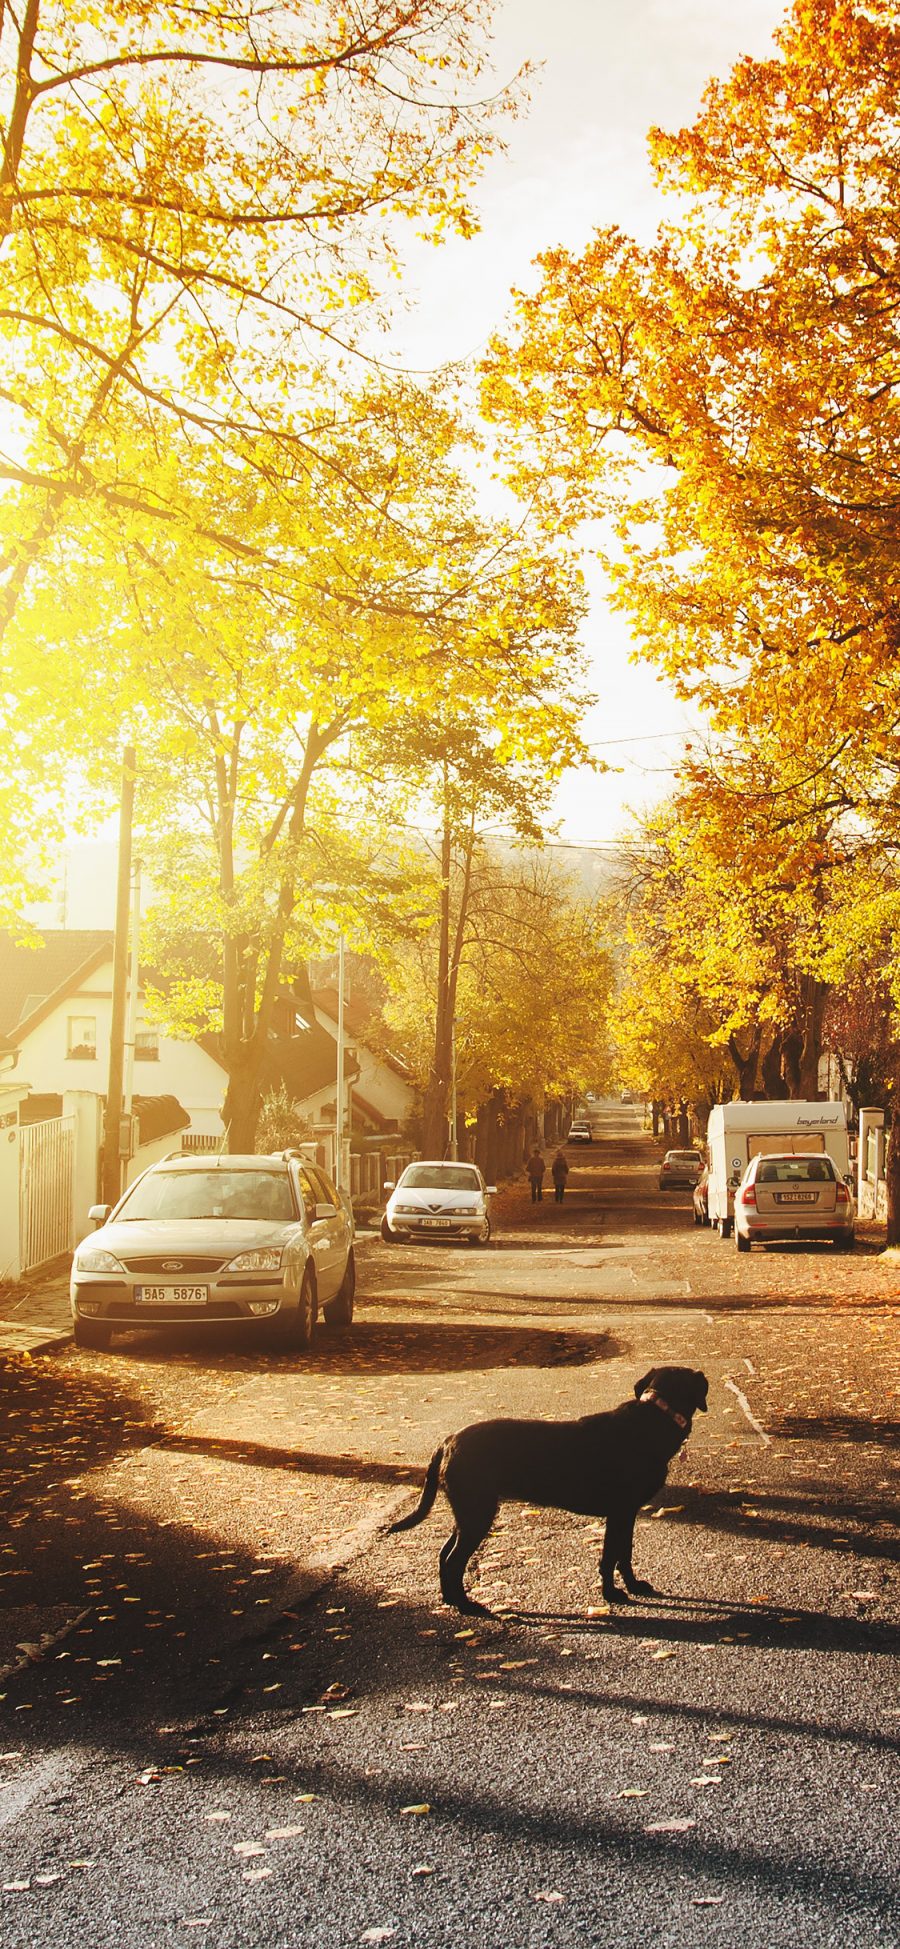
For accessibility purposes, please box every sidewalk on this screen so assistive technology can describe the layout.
[0,1259,73,1356]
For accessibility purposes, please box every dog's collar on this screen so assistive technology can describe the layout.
[639,1388,689,1431]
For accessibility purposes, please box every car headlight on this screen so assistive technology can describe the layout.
[73,1246,126,1274]
[224,1247,284,1272]
[448,1205,477,1215]
[393,1203,418,1215]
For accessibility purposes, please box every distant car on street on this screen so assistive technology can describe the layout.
[70,1151,355,1350]
[567,1120,593,1144]
[382,1160,495,1246]
[733,1151,855,1252]
[658,1149,704,1191]
[692,1164,711,1225]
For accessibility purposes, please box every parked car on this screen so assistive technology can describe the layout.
[567,1120,593,1144]
[658,1149,704,1191]
[692,1164,711,1226]
[382,1161,495,1245]
[733,1151,855,1253]
[70,1151,355,1350]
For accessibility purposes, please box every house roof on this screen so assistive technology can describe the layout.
[201,1020,359,1108]
[312,986,414,1082]
[0,929,114,1041]
[133,1094,191,1144]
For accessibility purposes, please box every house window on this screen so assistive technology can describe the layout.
[135,1028,159,1062]
[67,1015,96,1060]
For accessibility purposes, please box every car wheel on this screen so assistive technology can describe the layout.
[834,1234,855,1251]
[323,1248,355,1326]
[381,1215,398,1243]
[278,1269,317,1350]
[74,1317,113,1350]
[468,1216,491,1246]
[735,1230,750,1253]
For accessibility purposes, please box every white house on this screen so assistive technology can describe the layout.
[0,932,367,1151]
[311,985,417,1135]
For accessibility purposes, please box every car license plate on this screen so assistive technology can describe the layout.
[134,1285,209,1305]
[420,1217,453,1228]
[773,1193,817,1205]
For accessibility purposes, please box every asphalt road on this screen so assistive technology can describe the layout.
[1,1107,898,1947]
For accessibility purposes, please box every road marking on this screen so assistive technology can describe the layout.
[744,1358,755,1375]
[724,1377,771,1446]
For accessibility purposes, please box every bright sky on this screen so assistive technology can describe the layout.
[391,0,787,849]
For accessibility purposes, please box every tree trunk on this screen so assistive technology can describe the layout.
[886,1093,900,1245]
[728,1027,762,1098]
[422,795,453,1157]
[799,978,828,1099]
[761,1033,788,1099]
[223,1058,264,1153]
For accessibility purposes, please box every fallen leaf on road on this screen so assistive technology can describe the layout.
[650,1743,675,1753]
[400,1804,430,1817]
[319,1684,352,1703]
[2,1880,31,1892]
[232,1842,267,1858]
[204,1812,231,1823]
[650,1648,676,1661]
[533,1890,565,1904]
[411,1865,434,1877]
[403,1702,433,1713]
[848,1591,878,1602]
[616,1789,648,1799]
[645,1819,696,1833]
[692,1896,725,1906]
[265,1826,305,1840]
[360,1928,396,1943]
[292,1794,317,1804]
[690,1777,722,1787]
[242,1868,272,1883]
[585,1605,609,1618]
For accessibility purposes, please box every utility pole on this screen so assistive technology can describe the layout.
[335,932,345,1188]
[123,858,142,1122]
[100,747,136,1207]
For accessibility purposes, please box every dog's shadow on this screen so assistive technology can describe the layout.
[501,1593,897,1656]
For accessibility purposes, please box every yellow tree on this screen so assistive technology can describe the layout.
[7,387,590,1147]
[0,0,524,635]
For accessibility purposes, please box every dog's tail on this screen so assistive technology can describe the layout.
[387,1444,445,1533]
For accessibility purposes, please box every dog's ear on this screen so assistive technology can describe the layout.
[693,1371,709,1412]
[634,1370,657,1400]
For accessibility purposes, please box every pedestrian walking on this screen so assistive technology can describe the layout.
[526,1146,546,1203]
[551,1149,569,1203]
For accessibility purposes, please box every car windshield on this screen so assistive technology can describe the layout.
[756,1158,836,1184]
[670,1152,701,1164]
[117,1169,296,1222]
[400,1165,481,1192]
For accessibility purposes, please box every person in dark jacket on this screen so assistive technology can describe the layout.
[526,1147,546,1202]
[551,1149,569,1203]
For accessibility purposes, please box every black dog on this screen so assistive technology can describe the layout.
[388,1366,708,1614]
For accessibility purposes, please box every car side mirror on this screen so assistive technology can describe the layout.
[486,1186,497,1196]
[88,1203,111,1226]
[383,1180,395,1192]
[314,1201,334,1221]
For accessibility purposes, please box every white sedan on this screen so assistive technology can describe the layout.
[382,1161,496,1246]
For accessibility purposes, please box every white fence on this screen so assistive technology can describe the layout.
[19,1116,75,1274]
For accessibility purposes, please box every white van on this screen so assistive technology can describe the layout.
[706,1101,850,1238]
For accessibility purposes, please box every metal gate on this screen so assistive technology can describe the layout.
[19,1116,75,1273]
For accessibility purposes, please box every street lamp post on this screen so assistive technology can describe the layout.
[335,932,345,1188]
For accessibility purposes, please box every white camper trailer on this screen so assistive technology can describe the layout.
[706,1100,850,1238]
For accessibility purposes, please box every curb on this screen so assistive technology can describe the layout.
[0,1323,73,1358]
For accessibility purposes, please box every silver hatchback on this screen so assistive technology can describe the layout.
[70,1152,355,1349]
